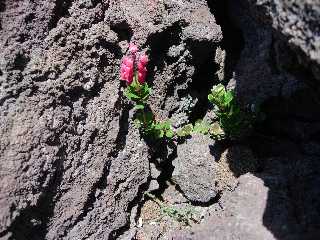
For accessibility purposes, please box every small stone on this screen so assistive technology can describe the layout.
[148,180,160,192]
[150,162,161,179]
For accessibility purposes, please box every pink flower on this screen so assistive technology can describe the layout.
[138,71,146,84]
[139,54,149,65]
[129,43,138,54]
[137,54,148,84]
[120,48,149,85]
[120,56,134,84]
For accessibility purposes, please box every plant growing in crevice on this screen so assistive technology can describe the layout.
[175,84,257,140]
[120,43,174,140]
[145,192,198,226]
[208,84,254,139]
[176,120,225,139]
[120,45,257,141]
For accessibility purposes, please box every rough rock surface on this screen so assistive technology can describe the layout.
[228,0,320,150]
[229,0,320,112]
[171,174,277,240]
[172,136,258,203]
[0,0,222,239]
[246,0,320,83]
[172,134,218,203]
[238,0,320,142]
[172,154,320,239]
[214,144,258,191]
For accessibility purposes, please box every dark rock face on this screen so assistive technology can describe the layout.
[229,0,320,112]
[228,0,320,143]
[233,0,320,143]
[246,0,320,83]
[0,0,222,239]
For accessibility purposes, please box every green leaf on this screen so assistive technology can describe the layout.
[224,91,234,106]
[134,104,145,110]
[162,121,171,130]
[209,122,225,136]
[176,124,193,137]
[182,124,193,132]
[208,94,214,103]
[176,130,184,137]
[145,111,154,123]
[133,119,142,129]
[195,119,203,125]
[165,129,174,138]
[193,120,210,134]
[125,91,139,100]
[158,129,164,138]
[206,83,257,139]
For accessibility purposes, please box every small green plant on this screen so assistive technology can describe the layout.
[176,123,193,137]
[161,205,197,226]
[208,84,253,138]
[145,192,198,226]
[121,44,174,140]
[124,78,152,109]
[134,113,174,139]
[176,119,225,139]
[193,119,211,135]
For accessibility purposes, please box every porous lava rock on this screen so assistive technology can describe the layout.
[172,134,218,203]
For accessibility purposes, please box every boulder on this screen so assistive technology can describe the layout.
[1,0,320,239]
[172,134,258,203]
[172,134,218,203]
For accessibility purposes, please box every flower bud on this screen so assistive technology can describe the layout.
[137,54,148,84]
[120,56,134,84]
[138,70,146,84]
[139,54,149,66]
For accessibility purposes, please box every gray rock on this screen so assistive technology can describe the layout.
[302,141,320,156]
[147,180,160,192]
[246,0,320,83]
[214,47,227,82]
[172,137,257,204]
[171,174,276,240]
[171,153,320,240]
[1,0,320,239]
[150,162,161,179]
[229,0,320,109]
[214,144,258,191]
[229,0,320,141]
[228,0,286,105]
[172,134,218,203]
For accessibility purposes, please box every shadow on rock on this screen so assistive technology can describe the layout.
[222,0,320,238]
[251,138,320,240]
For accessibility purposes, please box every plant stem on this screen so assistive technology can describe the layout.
[143,110,147,127]
[134,73,141,92]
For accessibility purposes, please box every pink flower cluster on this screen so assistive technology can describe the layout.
[120,43,149,85]
[120,57,134,84]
